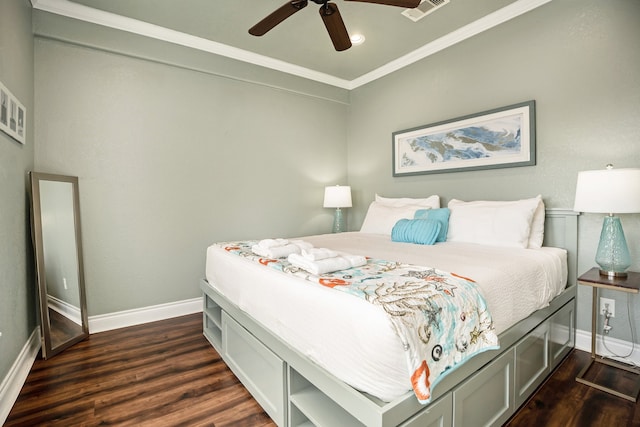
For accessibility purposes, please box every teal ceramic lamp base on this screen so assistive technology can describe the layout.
[595,215,631,278]
[332,208,345,233]
[323,185,351,233]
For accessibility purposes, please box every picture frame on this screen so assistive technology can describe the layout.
[392,100,535,176]
[0,80,26,145]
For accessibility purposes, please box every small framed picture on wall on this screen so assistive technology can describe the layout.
[0,80,26,145]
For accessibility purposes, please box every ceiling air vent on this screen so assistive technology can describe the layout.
[401,0,450,22]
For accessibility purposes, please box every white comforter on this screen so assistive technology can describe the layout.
[205,232,567,402]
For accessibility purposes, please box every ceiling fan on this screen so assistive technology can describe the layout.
[249,0,421,52]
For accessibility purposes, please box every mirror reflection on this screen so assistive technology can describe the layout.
[30,172,88,359]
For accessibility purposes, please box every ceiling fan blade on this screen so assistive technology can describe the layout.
[249,0,309,36]
[344,0,421,8]
[319,3,352,51]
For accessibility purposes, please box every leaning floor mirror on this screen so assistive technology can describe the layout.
[30,172,89,359]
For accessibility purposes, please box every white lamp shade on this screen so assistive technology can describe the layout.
[573,167,640,214]
[323,185,352,208]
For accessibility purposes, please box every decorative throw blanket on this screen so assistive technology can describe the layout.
[217,240,499,403]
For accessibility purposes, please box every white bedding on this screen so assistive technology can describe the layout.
[205,232,567,402]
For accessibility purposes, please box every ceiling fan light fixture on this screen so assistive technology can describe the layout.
[250,0,417,51]
[350,33,366,45]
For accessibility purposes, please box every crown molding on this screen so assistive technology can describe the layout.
[31,0,353,89]
[32,0,552,90]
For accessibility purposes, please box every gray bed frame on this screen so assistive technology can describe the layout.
[200,209,579,427]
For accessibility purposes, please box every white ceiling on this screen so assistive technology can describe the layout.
[31,0,551,89]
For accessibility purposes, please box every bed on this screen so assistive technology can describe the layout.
[200,197,578,427]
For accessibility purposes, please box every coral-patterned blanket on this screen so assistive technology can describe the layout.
[218,241,499,403]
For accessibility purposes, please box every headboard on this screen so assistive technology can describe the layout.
[543,209,579,286]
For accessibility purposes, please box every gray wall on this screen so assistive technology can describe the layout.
[33,13,349,316]
[347,0,640,337]
[0,0,36,392]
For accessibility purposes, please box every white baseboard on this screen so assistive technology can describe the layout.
[0,327,41,425]
[575,328,640,366]
[48,294,82,326]
[88,297,202,333]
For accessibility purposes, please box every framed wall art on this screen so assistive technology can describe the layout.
[0,80,26,145]
[392,100,535,176]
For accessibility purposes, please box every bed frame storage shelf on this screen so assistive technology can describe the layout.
[289,367,365,427]
[222,312,286,426]
[549,299,575,367]
[453,347,515,427]
[399,393,452,427]
[201,280,576,427]
[514,320,549,409]
[202,293,222,350]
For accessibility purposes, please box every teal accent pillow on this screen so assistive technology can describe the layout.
[391,219,442,245]
[414,208,450,242]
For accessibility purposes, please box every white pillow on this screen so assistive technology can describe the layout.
[446,196,542,249]
[375,194,440,209]
[360,202,430,235]
[528,198,546,249]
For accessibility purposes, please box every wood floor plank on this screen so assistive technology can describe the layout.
[7,313,640,426]
[505,349,639,427]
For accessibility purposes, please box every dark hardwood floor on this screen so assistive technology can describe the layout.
[5,313,274,427]
[6,313,640,426]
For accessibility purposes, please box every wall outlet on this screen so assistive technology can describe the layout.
[600,297,615,317]
[63,277,68,290]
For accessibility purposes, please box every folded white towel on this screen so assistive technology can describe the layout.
[258,238,289,249]
[252,239,314,259]
[341,254,368,267]
[288,252,367,275]
[301,247,339,261]
[290,240,314,251]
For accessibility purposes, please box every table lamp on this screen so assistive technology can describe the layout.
[324,185,352,233]
[573,165,640,277]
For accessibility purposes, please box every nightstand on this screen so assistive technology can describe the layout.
[576,267,640,401]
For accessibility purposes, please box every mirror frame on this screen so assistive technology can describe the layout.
[30,172,89,359]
